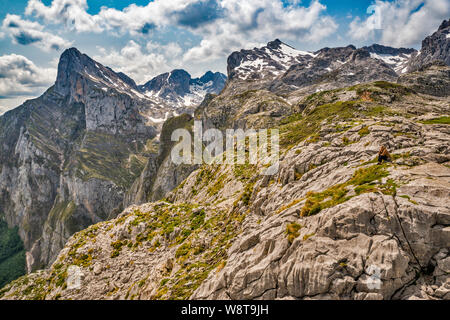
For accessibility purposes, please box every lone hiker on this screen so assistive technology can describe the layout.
[378,145,392,165]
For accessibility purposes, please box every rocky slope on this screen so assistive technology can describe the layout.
[1,63,449,300]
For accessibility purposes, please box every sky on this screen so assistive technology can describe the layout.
[0,0,449,114]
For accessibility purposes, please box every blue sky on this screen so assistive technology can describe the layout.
[0,0,448,113]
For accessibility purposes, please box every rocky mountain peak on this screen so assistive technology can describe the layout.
[55,47,93,95]
[197,71,225,84]
[361,44,416,74]
[315,45,356,60]
[115,71,138,90]
[54,47,144,101]
[350,48,371,61]
[227,39,316,82]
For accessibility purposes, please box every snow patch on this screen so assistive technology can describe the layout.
[279,43,316,58]
[369,52,410,73]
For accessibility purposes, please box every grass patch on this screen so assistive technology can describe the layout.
[420,116,450,125]
[286,223,302,243]
[300,164,392,217]
[110,240,127,258]
[279,100,389,148]
[399,195,418,205]
[358,126,370,137]
[0,220,26,288]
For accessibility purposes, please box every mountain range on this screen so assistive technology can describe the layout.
[0,19,449,300]
[140,69,226,110]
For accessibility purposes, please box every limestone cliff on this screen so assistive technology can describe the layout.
[0,48,159,271]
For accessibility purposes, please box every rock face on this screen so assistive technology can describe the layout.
[407,19,450,72]
[0,48,222,275]
[139,69,226,110]
[398,62,450,97]
[124,113,199,206]
[0,48,161,271]
[1,66,449,300]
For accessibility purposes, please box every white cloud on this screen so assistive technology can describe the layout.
[0,53,56,98]
[348,0,450,47]
[23,0,337,61]
[14,0,338,80]
[25,0,192,34]
[2,14,72,51]
[0,104,11,115]
[0,97,33,115]
[94,41,184,84]
[182,0,338,63]
[25,0,102,33]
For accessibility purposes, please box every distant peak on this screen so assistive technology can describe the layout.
[63,47,82,54]
[55,47,137,97]
[170,69,191,77]
[60,47,84,60]
[197,70,226,84]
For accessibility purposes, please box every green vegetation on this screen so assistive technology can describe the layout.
[233,163,257,181]
[399,195,418,205]
[358,126,370,137]
[372,81,405,90]
[277,199,301,214]
[279,100,391,147]
[302,89,338,105]
[175,242,191,258]
[353,81,412,98]
[207,174,227,197]
[0,220,26,288]
[342,136,351,145]
[190,209,206,231]
[420,116,450,125]
[300,164,393,217]
[111,240,128,258]
[303,233,315,241]
[240,183,255,206]
[280,101,358,147]
[71,131,147,190]
[139,203,245,300]
[286,223,302,243]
